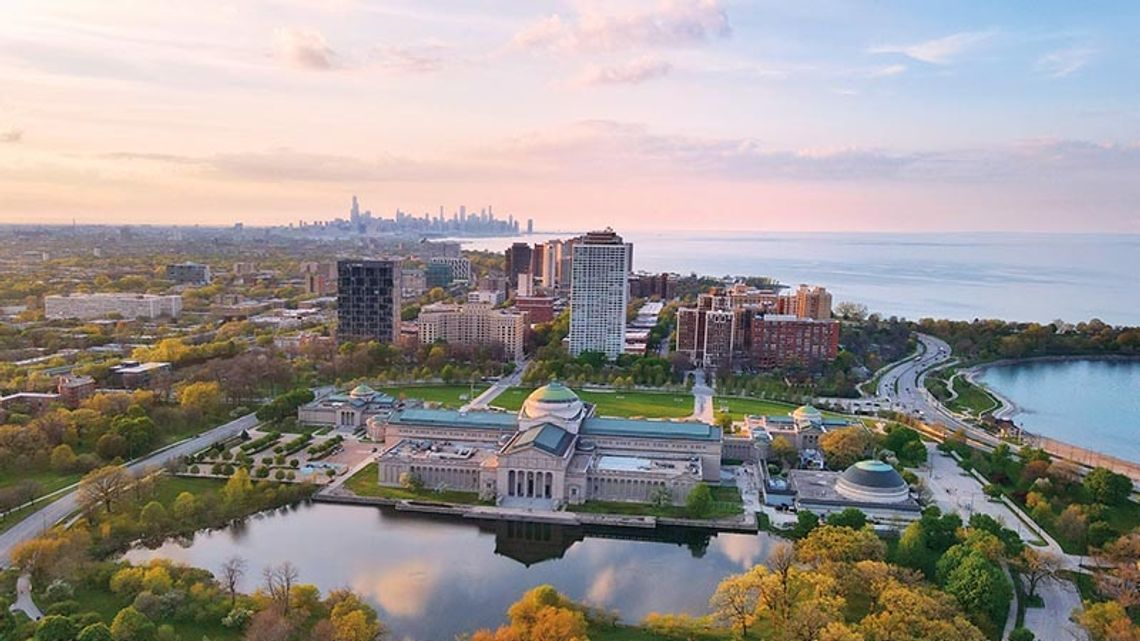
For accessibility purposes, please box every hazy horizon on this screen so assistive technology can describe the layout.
[2,1,1138,232]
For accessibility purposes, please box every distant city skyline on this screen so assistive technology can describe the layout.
[1,1,1138,232]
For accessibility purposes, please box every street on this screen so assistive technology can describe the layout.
[462,358,528,410]
[0,411,260,568]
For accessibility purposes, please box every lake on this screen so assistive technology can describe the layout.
[977,359,1140,462]
[452,232,1140,325]
[125,502,777,640]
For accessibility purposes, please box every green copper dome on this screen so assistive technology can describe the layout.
[528,381,580,404]
[349,384,376,398]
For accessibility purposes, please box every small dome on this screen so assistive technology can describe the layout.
[835,460,910,504]
[349,384,376,399]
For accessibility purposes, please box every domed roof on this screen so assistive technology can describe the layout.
[793,404,822,420]
[527,381,579,404]
[519,382,585,431]
[835,460,910,504]
[349,384,376,399]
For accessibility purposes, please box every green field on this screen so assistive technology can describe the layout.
[589,623,729,641]
[379,384,488,408]
[711,396,799,421]
[492,387,694,418]
[946,375,1000,415]
[342,462,489,504]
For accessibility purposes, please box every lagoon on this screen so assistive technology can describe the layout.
[125,502,776,640]
[977,359,1140,462]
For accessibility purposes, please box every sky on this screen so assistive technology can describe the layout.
[1,0,1138,232]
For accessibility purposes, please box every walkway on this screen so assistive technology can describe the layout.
[690,370,714,424]
[1023,575,1087,641]
[462,358,528,410]
[9,574,42,621]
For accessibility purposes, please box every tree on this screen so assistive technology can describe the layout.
[1076,601,1140,641]
[715,412,734,432]
[244,609,293,641]
[938,547,1012,630]
[332,609,385,641]
[50,444,77,472]
[770,436,797,467]
[1056,504,1088,545]
[222,467,254,507]
[179,381,225,418]
[110,607,155,641]
[796,524,886,566]
[819,427,875,470]
[35,615,78,641]
[1013,548,1062,600]
[263,562,300,614]
[77,623,114,641]
[1008,628,1035,641]
[79,465,130,514]
[1084,467,1132,506]
[219,556,246,608]
[685,484,713,518]
[825,508,867,530]
[709,567,763,637]
[790,510,819,539]
[171,492,198,522]
[139,501,167,530]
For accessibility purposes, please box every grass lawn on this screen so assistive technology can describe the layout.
[712,396,799,421]
[342,463,490,504]
[493,387,694,418]
[947,375,999,415]
[380,384,489,408]
[0,468,83,497]
[150,475,225,505]
[570,485,743,520]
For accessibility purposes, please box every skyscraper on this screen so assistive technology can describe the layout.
[504,242,533,291]
[569,228,632,359]
[336,260,401,344]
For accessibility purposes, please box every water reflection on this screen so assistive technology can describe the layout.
[126,502,774,640]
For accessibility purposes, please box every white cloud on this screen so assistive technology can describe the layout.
[512,0,731,53]
[868,64,907,78]
[370,43,451,73]
[274,27,336,70]
[871,30,996,64]
[575,56,672,86]
[1036,47,1095,78]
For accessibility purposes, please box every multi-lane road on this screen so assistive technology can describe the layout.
[874,333,1000,447]
[0,411,261,568]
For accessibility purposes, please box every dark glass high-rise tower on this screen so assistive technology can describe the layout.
[336,259,401,344]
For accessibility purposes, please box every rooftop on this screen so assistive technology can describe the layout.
[504,423,575,457]
[391,407,518,429]
[581,417,720,441]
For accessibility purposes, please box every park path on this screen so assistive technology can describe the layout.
[690,370,714,424]
[462,358,528,410]
[9,574,42,621]
[1022,575,1087,641]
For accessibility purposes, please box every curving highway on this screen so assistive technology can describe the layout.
[874,333,1000,447]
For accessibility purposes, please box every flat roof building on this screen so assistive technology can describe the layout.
[418,303,526,360]
[44,293,182,320]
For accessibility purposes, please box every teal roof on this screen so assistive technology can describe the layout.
[854,460,893,472]
[581,417,720,441]
[505,423,574,456]
[528,382,580,403]
[391,408,517,429]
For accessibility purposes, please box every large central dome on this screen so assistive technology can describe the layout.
[518,382,586,432]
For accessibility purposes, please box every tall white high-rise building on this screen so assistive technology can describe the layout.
[569,228,632,359]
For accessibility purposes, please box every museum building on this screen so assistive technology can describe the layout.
[367,382,723,507]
